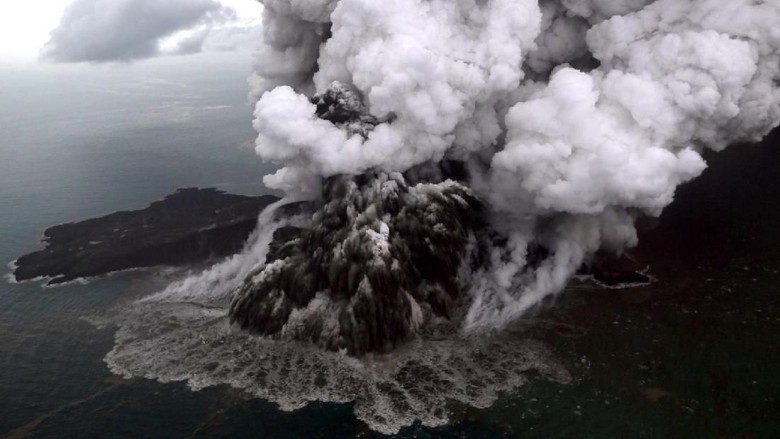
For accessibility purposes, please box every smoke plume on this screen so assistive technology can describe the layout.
[226,0,780,349]
[104,1,780,430]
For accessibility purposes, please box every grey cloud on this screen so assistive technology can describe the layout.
[167,22,259,56]
[169,28,211,55]
[42,0,236,63]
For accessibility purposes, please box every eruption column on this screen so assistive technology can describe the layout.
[236,0,780,349]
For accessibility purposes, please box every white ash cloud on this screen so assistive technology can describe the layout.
[41,0,240,63]
[247,0,780,331]
[100,1,780,432]
[253,0,542,176]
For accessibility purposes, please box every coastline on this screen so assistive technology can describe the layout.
[10,188,278,286]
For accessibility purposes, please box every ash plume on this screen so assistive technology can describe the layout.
[230,169,484,354]
[101,1,780,431]
[229,0,780,350]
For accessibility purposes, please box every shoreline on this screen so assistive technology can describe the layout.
[10,188,278,287]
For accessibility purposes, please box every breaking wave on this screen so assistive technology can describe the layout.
[103,0,780,432]
[104,205,569,434]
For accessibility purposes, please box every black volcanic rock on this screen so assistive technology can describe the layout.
[310,81,380,138]
[13,188,279,285]
[229,172,485,355]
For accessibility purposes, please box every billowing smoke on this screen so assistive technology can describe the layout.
[102,1,780,430]
[229,0,780,351]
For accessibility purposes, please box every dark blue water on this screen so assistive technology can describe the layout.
[0,56,515,438]
[3,55,777,438]
[0,56,352,438]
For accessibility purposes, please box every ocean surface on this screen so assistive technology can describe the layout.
[1,55,778,438]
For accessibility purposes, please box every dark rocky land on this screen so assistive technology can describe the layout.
[12,188,278,285]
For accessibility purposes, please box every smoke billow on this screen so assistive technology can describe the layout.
[237,0,780,342]
[104,0,780,431]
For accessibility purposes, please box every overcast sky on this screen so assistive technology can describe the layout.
[0,0,263,64]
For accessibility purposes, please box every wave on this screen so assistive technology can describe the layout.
[103,202,569,434]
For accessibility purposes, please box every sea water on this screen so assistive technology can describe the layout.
[0,55,553,438]
[2,54,778,438]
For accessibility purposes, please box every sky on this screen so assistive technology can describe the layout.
[0,0,263,64]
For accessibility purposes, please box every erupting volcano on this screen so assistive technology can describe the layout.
[104,0,780,433]
[226,0,780,351]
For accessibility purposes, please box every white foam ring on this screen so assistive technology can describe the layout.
[5,259,21,284]
[3,273,19,285]
[104,203,570,434]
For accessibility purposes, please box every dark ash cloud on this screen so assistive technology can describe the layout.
[42,0,236,63]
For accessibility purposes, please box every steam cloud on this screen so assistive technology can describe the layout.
[231,0,780,348]
[103,0,780,430]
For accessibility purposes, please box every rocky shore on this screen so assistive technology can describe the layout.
[12,188,278,285]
